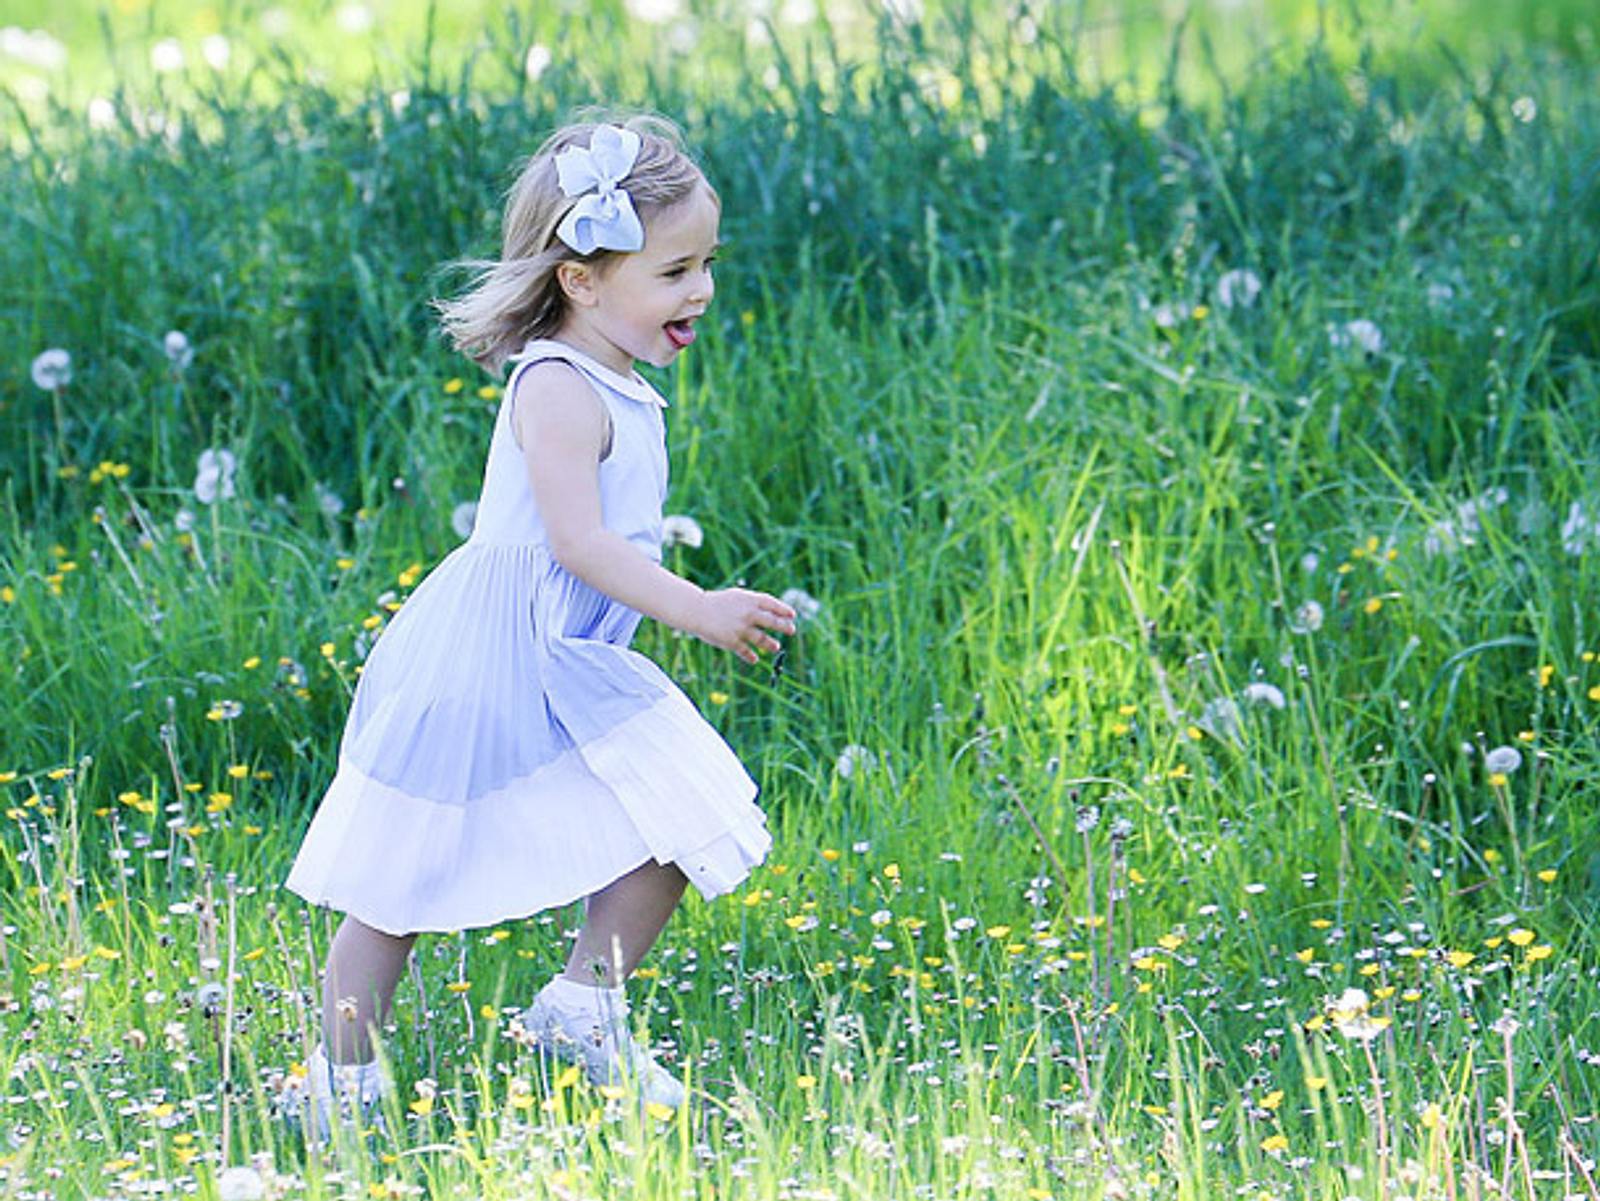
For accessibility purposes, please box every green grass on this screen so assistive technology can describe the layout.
[3,2,1600,1198]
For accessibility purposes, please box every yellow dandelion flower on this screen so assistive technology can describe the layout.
[227,764,249,779]
[883,863,900,880]
[1192,304,1210,320]
[1128,867,1147,884]
[986,925,1012,939]
[0,586,13,604]
[1488,772,1508,788]
[1401,989,1422,1002]
[445,981,472,993]
[409,1095,434,1116]
[477,385,500,400]
[1525,944,1554,962]
[443,378,464,394]
[1538,665,1555,687]
[1117,704,1137,716]
[1305,1075,1328,1091]
[1420,1102,1443,1129]
[1537,869,1557,883]
[1484,848,1502,864]
[646,1101,676,1121]
[821,848,840,861]
[1484,936,1503,949]
[1260,1133,1289,1154]
[708,691,729,705]
[1157,933,1183,951]
[243,656,261,669]
[1142,1104,1168,1117]
[796,1074,817,1091]
[1260,1090,1283,1111]
[1363,597,1383,614]
[1446,950,1475,968]
[1507,928,1536,947]
[1589,685,1600,702]
[1517,730,1535,742]
[1295,948,1316,963]
[554,1066,581,1090]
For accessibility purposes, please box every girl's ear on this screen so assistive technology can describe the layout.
[555,260,598,307]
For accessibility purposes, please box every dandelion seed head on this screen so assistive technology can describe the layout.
[1214,268,1262,310]
[1483,746,1522,775]
[783,587,822,623]
[162,329,194,370]
[524,43,552,80]
[30,348,72,390]
[662,514,704,549]
[1291,600,1324,633]
[1242,682,1286,709]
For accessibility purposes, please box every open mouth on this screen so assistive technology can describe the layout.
[664,317,698,349]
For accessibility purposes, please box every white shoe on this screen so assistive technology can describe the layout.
[287,1043,389,1144]
[521,980,687,1111]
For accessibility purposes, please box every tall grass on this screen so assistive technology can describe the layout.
[2,4,1600,1198]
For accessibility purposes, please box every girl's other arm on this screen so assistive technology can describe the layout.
[516,362,795,663]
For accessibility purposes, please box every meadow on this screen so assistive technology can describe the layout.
[3,0,1600,1197]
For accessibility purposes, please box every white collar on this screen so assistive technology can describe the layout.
[511,338,668,408]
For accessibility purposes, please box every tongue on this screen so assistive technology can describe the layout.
[665,321,697,349]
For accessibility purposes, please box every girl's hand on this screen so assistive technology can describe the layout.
[690,589,797,665]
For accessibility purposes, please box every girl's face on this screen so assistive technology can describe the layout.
[557,184,720,374]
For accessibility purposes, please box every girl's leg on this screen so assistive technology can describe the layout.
[320,915,418,1064]
[562,859,687,988]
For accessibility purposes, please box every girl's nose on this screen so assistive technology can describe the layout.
[689,267,714,304]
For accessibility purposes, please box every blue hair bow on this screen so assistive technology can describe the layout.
[553,125,645,254]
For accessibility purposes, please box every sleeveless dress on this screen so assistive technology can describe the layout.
[283,338,772,936]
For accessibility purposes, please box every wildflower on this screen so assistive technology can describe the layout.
[451,502,478,540]
[31,348,72,390]
[661,514,704,549]
[150,38,184,72]
[1483,746,1521,775]
[216,1165,265,1201]
[1561,502,1595,556]
[1511,96,1537,123]
[1290,600,1324,633]
[1506,928,1535,947]
[1525,944,1553,962]
[201,34,230,70]
[1151,301,1190,329]
[1490,1013,1521,1038]
[1328,319,1384,356]
[163,330,194,370]
[1241,682,1286,709]
[1363,597,1383,615]
[442,378,464,394]
[782,587,822,623]
[625,0,686,22]
[836,744,874,778]
[194,448,237,504]
[206,700,243,721]
[1214,268,1262,310]
[309,481,345,517]
[1260,1133,1289,1154]
[524,43,552,80]
[1324,991,1388,1049]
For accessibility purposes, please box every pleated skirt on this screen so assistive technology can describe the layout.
[282,541,771,936]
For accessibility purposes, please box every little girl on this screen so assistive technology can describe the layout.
[282,113,795,1138]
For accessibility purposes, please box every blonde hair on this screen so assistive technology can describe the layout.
[435,111,716,373]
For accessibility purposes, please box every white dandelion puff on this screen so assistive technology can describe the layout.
[175,508,196,533]
[1241,682,1287,709]
[335,4,374,34]
[216,1166,266,1201]
[1214,268,1262,310]
[163,329,194,370]
[451,501,478,540]
[1,28,68,70]
[31,348,72,390]
[1511,96,1537,124]
[524,44,552,80]
[1328,318,1384,355]
[661,514,704,549]
[201,35,231,70]
[87,96,117,130]
[782,587,822,623]
[1561,501,1595,556]
[1483,746,1522,775]
[1290,599,1324,634]
[836,744,875,779]
[194,447,237,505]
[149,39,185,73]
[314,482,345,517]
[625,0,685,22]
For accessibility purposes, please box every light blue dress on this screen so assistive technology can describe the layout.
[284,338,771,936]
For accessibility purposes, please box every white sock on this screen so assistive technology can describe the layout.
[544,974,626,1014]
